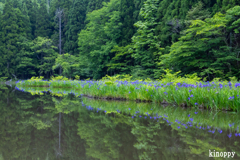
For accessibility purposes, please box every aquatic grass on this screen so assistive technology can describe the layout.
[16,78,240,111]
[50,80,73,88]
[16,77,50,87]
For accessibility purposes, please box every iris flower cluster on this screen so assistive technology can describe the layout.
[17,80,240,111]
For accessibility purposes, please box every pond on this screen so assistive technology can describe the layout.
[0,84,240,159]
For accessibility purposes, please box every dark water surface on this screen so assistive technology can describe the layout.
[0,85,240,160]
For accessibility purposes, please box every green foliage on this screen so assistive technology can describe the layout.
[24,0,38,39]
[78,0,122,79]
[53,53,79,78]
[101,74,133,82]
[50,75,68,81]
[18,36,58,78]
[86,0,110,13]
[35,0,52,38]
[74,75,80,80]
[118,0,134,46]
[17,76,50,87]
[229,76,238,82]
[0,1,28,79]
[131,0,164,79]
[185,1,211,25]
[107,44,134,75]
[159,69,201,84]
[0,77,8,81]
[160,8,240,80]
[64,0,88,55]
[16,36,38,78]
[0,2,4,13]
[2,0,240,81]
[16,75,240,111]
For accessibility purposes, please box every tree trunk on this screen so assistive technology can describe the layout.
[56,8,63,75]
[59,13,61,55]
[47,0,49,14]
[59,112,62,155]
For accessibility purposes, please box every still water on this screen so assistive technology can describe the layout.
[0,84,240,160]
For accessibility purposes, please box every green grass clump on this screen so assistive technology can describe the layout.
[16,76,49,87]
[15,73,240,111]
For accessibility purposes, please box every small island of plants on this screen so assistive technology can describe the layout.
[16,70,240,112]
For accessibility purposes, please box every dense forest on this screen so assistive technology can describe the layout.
[0,0,240,81]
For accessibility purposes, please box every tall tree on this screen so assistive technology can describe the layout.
[24,0,38,39]
[160,7,240,80]
[11,0,22,9]
[55,8,63,56]
[86,0,110,13]
[118,0,134,46]
[78,0,122,79]
[35,0,52,38]
[21,2,32,39]
[0,2,4,14]
[107,44,134,75]
[64,0,88,55]
[133,0,146,22]
[50,0,73,55]
[0,1,28,79]
[131,0,163,79]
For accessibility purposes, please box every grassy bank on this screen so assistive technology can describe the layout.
[16,74,240,111]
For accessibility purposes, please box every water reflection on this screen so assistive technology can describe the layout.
[0,85,239,159]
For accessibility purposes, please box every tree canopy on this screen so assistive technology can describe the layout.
[0,0,240,80]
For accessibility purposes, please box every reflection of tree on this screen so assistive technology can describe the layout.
[178,127,240,160]
[131,119,188,160]
[77,108,139,160]
[0,86,31,159]
[1,85,240,160]
[51,94,94,160]
[0,87,95,159]
[77,110,121,160]
[61,112,90,160]
[17,92,57,130]
[79,97,240,160]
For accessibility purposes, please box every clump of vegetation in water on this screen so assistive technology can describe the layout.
[16,71,240,111]
[49,76,72,88]
[16,76,49,87]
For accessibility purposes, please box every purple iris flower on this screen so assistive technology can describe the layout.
[228,133,232,138]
